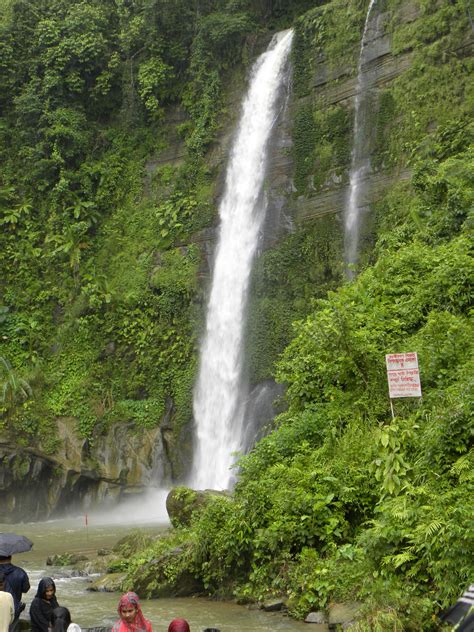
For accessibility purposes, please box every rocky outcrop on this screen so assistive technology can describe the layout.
[0,445,60,521]
[303,603,362,627]
[292,1,421,227]
[0,418,165,522]
[166,486,229,528]
[295,168,411,223]
[87,573,126,593]
[46,553,88,565]
[328,602,363,627]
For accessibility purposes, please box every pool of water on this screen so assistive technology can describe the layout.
[1,511,306,632]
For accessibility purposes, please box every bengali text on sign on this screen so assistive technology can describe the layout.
[385,352,422,398]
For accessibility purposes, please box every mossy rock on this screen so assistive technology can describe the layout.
[166,486,229,528]
[87,573,126,593]
[112,530,156,556]
[46,553,89,566]
[131,546,202,598]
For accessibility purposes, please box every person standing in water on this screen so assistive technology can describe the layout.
[168,620,190,632]
[113,593,152,632]
[0,555,30,632]
[0,573,14,632]
[29,577,59,632]
[51,607,81,632]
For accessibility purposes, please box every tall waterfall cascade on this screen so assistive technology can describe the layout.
[344,0,378,277]
[190,30,294,491]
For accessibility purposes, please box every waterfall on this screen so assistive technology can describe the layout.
[190,30,294,491]
[344,0,377,277]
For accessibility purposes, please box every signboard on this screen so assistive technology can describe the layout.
[385,352,422,398]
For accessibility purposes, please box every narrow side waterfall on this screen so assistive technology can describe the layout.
[190,30,294,491]
[344,0,377,277]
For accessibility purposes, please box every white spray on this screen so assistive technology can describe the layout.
[190,30,294,490]
[344,0,377,277]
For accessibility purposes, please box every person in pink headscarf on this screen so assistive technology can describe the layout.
[167,620,190,632]
[112,592,152,632]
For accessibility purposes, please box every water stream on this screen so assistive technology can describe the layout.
[1,518,306,632]
[344,0,377,277]
[191,30,294,490]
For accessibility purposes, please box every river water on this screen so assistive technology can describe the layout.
[1,514,306,632]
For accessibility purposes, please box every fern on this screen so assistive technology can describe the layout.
[450,450,474,482]
[382,549,416,570]
[423,520,444,540]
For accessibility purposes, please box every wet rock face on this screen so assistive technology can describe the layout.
[292,1,420,228]
[0,446,59,521]
[0,419,165,522]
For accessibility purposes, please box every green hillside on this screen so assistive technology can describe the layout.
[1,0,473,628]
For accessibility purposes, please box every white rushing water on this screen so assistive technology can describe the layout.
[191,30,294,490]
[344,0,377,277]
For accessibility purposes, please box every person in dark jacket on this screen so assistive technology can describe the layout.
[51,607,81,632]
[29,578,59,632]
[0,556,30,632]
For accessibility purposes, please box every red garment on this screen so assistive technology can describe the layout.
[168,620,190,632]
[112,592,152,632]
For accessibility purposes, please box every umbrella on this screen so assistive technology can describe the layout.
[0,533,33,557]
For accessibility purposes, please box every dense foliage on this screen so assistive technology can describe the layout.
[1,0,473,629]
[0,0,306,454]
[117,1,473,630]
[122,119,473,626]
[122,131,473,629]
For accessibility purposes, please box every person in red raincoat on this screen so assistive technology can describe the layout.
[112,593,152,632]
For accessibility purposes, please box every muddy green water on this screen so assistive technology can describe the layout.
[2,515,306,632]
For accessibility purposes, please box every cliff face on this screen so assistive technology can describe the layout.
[291,1,419,226]
[246,0,434,385]
[3,0,469,521]
[0,419,164,521]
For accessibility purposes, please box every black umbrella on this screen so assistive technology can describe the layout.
[0,533,33,557]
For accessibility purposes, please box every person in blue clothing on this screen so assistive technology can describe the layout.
[0,556,30,632]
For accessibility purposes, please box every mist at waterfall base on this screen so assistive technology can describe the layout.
[344,0,377,277]
[85,487,169,525]
[190,30,294,492]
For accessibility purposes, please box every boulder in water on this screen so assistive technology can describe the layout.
[328,602,362,625]
[131,546,203,597]
[53,569,89,579]
[166,486,229,528]
[87,572,126,592]
[305,611,328,624]
[97,548,112,556]
[262,599,286,611]
[46,553,89,566]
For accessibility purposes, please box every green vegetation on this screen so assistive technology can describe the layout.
[0,0,288,449]
[100,2,472,629]
[120,115,474,629]
[1,0,473,628]
[246,214,344,383]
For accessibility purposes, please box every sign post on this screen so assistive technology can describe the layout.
[385,352,422,418]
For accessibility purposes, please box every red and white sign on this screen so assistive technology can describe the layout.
[385,352,422,398]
